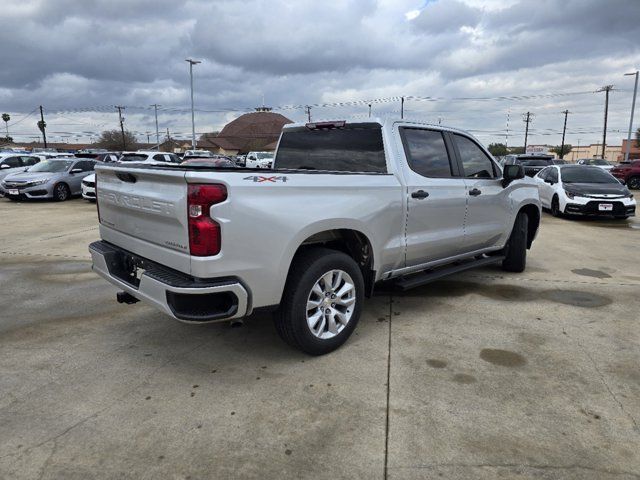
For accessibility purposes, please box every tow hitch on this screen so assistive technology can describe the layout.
[117,291,139,305]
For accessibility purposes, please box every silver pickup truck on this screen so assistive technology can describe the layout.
[90,119,540,355]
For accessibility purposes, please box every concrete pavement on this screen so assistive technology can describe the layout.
[0,197,638,479]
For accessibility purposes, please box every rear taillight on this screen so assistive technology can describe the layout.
[187,184,227,256]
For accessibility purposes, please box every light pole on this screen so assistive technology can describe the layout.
[151,104,161,150]
[185,59,201,150]
[624,71,638,163]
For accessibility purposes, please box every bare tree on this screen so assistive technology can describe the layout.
[95,129,139,151]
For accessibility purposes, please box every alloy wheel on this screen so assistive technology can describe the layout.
[306,269,356,339]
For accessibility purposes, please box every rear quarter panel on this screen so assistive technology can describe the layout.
[186,171,404,309]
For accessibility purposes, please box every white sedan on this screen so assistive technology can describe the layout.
[81,173,96,201]
[534,165,636,219]
[575,158,615,171]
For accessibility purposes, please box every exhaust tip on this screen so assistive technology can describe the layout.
[117,291,139,305]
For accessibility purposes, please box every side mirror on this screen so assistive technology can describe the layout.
[502,164,525,187]
[70,168,82,174]
[544,178,555,185]
[618,178,626,185]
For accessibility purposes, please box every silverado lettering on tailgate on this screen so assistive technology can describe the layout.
[98,191,175,216]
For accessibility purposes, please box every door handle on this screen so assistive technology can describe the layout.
[411,190,429,199]
[469,188,482,196]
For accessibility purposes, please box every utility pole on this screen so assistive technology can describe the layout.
[151,103,161,150]
[185,58,201,150]
[115,106,126,150]
[522,111,533,152]
[368,103,372,118]
[146,132,151,144]
[38,106,47,148]
[304,105,312,122]
[505,108,510,148]
[624,71,638,162]
[560,110,570,159]
[597,85,614,159]
[400,97,405,119]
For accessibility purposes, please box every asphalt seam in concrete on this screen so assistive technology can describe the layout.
[383,294,393,480]
[466,273,640,287]
[576,340,640,435]
[387,463,640,478]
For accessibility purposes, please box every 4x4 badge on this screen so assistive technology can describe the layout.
[243,175,288,183]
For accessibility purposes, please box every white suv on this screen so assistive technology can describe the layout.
[119,151,181,165]
[245,151,274,168]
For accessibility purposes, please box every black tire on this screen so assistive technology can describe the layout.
[550,195,561,217]
[628,176,640,190]
[274,247,364,355]
[53,183,70,201]
[502,213,528,273]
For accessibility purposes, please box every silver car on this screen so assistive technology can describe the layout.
[0,154,40,196]
[2,158,96,201]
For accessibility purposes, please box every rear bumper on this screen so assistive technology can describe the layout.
[89,240,249,323]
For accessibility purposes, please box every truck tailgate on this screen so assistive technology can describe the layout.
[96,166,191,272]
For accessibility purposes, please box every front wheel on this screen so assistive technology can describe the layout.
[502,213,528,273]
[53,183,70,201]
[627,176,640,190]
[551,195,562,217]
[274,248,364,355]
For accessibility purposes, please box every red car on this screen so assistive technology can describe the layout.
[610,160,640,190]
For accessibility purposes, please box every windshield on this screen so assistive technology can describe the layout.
[256,152,274,159]
[561,167,618,184]
[521,159,554,166]
[591,159,611,165]
[28,160,73,172]
[119,154,147,162]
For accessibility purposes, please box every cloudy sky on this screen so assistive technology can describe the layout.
[1,0,639,148]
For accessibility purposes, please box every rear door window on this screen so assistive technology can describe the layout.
[400,128,455,178]
[275,123,386,173]
[548,168,558,183]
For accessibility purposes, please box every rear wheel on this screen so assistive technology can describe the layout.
[551,195,561,217]
[502,213,528,273]
[53,183,70,201]
[628,176,640,190]
[274,248,364,355]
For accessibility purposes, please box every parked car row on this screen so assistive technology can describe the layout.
[2,157,97,201]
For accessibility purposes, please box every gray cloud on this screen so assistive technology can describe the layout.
[0,0,638,147]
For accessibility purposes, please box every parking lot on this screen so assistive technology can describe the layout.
[0,197,639,479]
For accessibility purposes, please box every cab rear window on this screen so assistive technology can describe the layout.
[275,123,387,173]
